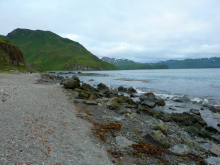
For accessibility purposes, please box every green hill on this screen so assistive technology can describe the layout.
[0,37,27,70]
[101,57,168,70]
[157,57,220,69]
[2,28,118,71]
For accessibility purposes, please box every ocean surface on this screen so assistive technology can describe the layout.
[56,68,220,130]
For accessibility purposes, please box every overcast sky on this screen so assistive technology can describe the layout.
[1,0,220,63]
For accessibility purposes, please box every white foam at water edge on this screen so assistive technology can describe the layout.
[155,93,185,100]
[135,89,145,94]
[214,104,220,108]
[191,98,209,104]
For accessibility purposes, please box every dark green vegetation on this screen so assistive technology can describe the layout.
[101,57,168,70]
[157,57,220,69]
[0,37,27,71]
[2,29,118,71]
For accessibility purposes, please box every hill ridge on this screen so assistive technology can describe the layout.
[4,28,118,71]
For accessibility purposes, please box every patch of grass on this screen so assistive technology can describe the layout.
[198,131,212,139]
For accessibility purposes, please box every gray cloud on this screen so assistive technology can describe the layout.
[1,0,220,62]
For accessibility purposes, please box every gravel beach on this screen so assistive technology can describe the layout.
[0,73,113,165]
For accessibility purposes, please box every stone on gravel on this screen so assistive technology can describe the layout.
[147,118,168,132]
[203,141,220,156]
[145,130,173,149]
[78,91,91,99]
[168,144,191,154]
[184,140,208,154]
[106,97,119,106]
[205,157,220,165]
[82,100,98,105]
[108,103,122,111]
[115,136,136,148]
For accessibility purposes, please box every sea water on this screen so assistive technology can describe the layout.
[71,68,220,105]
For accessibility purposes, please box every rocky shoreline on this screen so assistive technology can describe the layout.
[44,73,220,165]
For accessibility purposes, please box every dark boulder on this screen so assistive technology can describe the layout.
[140,96,166,108]
[139,95,148,101]
[81,83,92,91]
[79,91,91,99]
[141,98,157,108]
[104,90,118,98]
[108,103,122,111]
[71,75,80,83]
[97,83,109,91]
[155,99,166,106]
[171,112,207,128]
[144,92,155,98]
[145,130,174,149]
[205,126,219,134]
[127,87,137,93]
[138,106,164,119]
[118,86,127,92]
[60,78,80,89]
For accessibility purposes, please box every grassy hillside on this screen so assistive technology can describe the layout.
[0,37,27,70]
[158,57,220,69]
[3,29,118,71]
[102,57,168,70]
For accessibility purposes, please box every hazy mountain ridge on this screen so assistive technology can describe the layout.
[2,28,118,71]
[157,57,220,69]
[101,57,168,69]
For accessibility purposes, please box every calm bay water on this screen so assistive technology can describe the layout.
[69,68,220,106]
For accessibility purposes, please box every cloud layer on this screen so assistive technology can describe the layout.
[1,0,220,62]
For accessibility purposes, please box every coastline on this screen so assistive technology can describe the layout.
[1,72,220,164]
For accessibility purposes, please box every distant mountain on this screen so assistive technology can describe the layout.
[101,57,168,70]
[0,37,27,70]
[157,57,220,69]
[2,28,118,71]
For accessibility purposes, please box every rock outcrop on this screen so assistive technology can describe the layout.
[0,38,26,69]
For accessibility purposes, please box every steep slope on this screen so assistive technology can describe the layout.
[157,57,220,69]
[0,35,6,39]
[101,57,168,70]
[4,28,118,71]
[0,37,27,70]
